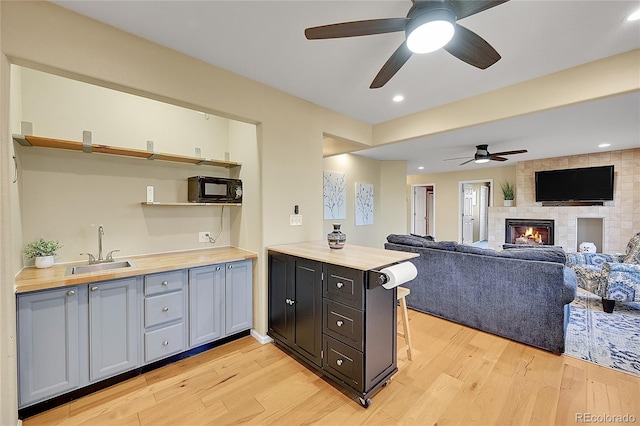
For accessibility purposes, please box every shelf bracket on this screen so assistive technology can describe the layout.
[21,121,33,136]
[82,131,93,153]
[147,140,159,160]
[13,122,34,146]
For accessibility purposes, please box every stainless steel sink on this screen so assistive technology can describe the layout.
[65,260,135,276]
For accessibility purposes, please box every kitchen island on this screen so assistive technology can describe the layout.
[267,241,418,408]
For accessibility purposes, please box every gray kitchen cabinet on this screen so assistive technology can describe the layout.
[17,258,252,413]
[188,260,253,348]
[17,286,81,408]
[225,260,253,335]
[88,277,139,381]
[143,270,187,363]
[189,265,225,347]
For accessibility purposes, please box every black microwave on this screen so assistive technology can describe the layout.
[188,176,242,203]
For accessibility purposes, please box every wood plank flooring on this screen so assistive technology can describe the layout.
[24,309,640,425]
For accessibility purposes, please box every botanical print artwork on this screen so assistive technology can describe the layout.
[323,171,346,220]
[355,182,373,226]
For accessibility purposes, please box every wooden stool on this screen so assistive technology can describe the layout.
[397,286,413,360]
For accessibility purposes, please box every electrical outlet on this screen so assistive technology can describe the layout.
[199,231,211,243]
[290,214,302,226]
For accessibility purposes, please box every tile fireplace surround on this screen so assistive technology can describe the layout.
[488,148,640,253]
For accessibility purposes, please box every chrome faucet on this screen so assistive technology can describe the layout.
[80,225,119,264]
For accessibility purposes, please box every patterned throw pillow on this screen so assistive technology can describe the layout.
[622,232,640,264]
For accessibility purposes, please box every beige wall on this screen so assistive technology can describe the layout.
[322,154,407,248]
[0,2,637,424]
[408,166,516,242]
[488,148,640,253]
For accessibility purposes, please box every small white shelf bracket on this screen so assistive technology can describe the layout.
[82,131,93,153]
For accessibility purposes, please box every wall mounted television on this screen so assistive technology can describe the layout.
[535,165,614,202]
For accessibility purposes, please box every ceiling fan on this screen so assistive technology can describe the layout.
[446,144,528,166]
[304,0,510,89]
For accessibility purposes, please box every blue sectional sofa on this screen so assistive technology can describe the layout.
[384,234,577,353]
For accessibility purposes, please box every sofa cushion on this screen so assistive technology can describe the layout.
[410,233,435,241]
[386,234,457,251]
[622,232,640,264]
[454,244,567,264]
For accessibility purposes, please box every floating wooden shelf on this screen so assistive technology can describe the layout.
[13,134,241,168]
[140,202,241,207]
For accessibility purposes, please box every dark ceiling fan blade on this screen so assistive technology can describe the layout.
[491,149,528,156]
[449,0,510,20]
[490,155,509,162]
[444,156,473,161]
[305,18,408,40]
[444,24,501,69]
[370,42,412,89]
[459,159,475,166]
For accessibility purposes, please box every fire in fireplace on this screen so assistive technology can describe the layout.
[505,219,555,246]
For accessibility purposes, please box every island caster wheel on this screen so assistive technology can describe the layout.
[358,397,372,408]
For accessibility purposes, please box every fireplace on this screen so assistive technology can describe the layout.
[505,219,555,246]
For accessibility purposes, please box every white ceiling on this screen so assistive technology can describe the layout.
[54,0,640,173]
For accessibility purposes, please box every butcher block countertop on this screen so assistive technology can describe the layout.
[268,241,418,271]
[15,247,257,293]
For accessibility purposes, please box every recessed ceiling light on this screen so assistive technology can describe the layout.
[598,143,611,148]
[418,166,424,170]
[627,9,640,21]
[393,95,404,102]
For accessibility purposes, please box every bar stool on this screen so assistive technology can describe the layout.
[397,286,413,360]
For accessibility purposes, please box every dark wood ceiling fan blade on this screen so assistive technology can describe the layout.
[305,18,408,40]
[489,156,508,162]
[444,24,501,69]
[449,0,510,20]
[459,159,476,166]
[491,149,528,156]
[444,156,473,161]
[370,42,412,89]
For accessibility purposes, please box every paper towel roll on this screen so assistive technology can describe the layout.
[380,262,417,290]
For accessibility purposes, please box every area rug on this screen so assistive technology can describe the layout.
[565,289,640,376]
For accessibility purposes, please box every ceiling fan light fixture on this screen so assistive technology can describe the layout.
[406,8,456,54]
[474,158,490,164]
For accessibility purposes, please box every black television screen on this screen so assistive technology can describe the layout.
[535,165,614,202]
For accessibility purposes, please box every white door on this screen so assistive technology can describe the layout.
[462,184,474,244]
[413,186,427,235]
[426,189,435,236]
[479,185,489,241]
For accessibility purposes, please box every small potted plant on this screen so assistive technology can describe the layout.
[501,182,515,207]
[24,238,63,269]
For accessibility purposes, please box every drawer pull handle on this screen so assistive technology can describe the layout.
[162,307,169,312]
[285,298,295,306]
[228,265,233,269]
[161,281,168,286]
[67,290,75,296]
[216,266,221,271]
[336,320,344,327]
[336,359,343,366]
[163,341,169,346]
[91,286,99,292]
[336,282,344,289]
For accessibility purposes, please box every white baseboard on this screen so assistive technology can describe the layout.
[250,329,273,344]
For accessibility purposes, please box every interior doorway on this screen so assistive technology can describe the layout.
[412,184,435,238]
[458,180,492,245]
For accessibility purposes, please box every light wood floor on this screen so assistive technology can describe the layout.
[24,309,640,425]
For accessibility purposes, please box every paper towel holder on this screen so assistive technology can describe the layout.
[367,264,398,290]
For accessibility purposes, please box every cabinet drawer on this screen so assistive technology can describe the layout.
[323,336,363,392]
[323,299,363,351]
[144,323,184,363]
[145,291,184,328]
[323,264,364,308]
[144,270,184,296]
